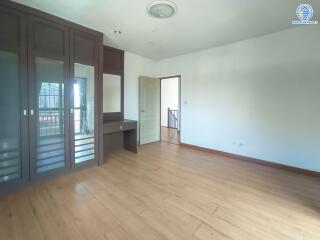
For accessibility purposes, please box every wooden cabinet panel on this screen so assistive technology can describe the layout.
[103,121,123,134]
[103,46,124,75]
[30,17,67,58]
[0,7,21,50]
[74,33,95,65]
[123,121,137,131]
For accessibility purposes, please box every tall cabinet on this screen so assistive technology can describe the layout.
[0,2,103,194]
[0,6,29,190]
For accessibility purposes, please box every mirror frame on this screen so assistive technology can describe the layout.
[102,46,124,122]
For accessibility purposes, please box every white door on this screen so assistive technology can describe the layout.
[139,76,160,144]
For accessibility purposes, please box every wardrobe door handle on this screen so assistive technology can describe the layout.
[23,109,27,116]
[30,109,34,116]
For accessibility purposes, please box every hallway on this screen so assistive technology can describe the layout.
[161,126,179,144]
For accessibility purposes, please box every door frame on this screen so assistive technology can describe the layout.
[159,75,181,145]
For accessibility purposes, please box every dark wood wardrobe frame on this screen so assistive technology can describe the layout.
[0,5,29,192]
[0,1,103,195]
[102,46,124,122]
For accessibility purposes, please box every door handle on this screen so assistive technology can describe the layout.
[141,110,145,113]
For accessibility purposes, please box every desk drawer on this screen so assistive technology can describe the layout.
[123,121,137,131]
[103,122,123,134]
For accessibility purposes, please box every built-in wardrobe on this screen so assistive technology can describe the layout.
[0,2,103,195]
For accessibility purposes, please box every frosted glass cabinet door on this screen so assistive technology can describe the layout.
[73,63,95,164]
[28,16,70,178]
[0,8,28,192]
[0,50,22,183]
[35,57,66,173]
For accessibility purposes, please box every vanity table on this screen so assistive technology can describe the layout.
[102,46,137,158]
[103,120,137,154]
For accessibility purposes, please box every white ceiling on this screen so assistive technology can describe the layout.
[13,0,320,60]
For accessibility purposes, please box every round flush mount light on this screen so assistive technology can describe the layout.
[147,1,177,18]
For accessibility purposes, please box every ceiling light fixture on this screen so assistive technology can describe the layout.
[147,1,177,19]
[113,30,122,34]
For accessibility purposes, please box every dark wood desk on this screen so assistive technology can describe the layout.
[103,119,137,155]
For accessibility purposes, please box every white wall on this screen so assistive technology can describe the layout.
[161,77,179,126]
[155,26,320,172]
[124,52,156,121]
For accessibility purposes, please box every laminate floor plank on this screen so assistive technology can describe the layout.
[1,142,320,240]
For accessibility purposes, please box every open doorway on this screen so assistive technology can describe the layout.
[160,76,181,144]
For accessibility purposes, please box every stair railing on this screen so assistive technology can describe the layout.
[168,108,178,129]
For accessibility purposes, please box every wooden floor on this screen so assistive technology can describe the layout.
[161,126,179,144]
[1,142,320,240]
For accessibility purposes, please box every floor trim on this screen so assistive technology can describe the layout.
[180,143,320,178]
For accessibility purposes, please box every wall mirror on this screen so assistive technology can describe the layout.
[102,45,124,122]
[103,74,121,113]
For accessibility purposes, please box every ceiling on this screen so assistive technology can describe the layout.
[13,0,320,60]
